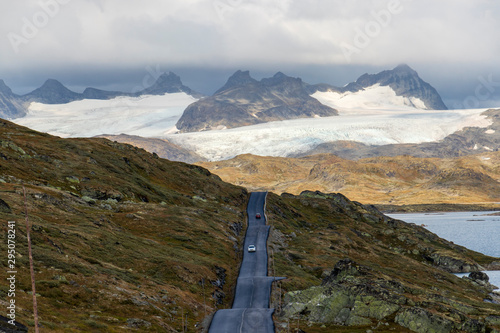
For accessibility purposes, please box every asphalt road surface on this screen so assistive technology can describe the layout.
[209,192,281,333]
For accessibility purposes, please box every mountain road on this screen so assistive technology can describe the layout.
[208,192,282,332]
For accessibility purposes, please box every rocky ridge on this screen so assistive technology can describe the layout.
[175,71,338,132]
[308,64,448,110]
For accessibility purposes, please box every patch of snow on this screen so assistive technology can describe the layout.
[313,85,429,113]
[410,97,427,109]
[486,129,496,134]
[13,93,197,138]
[165,108,492,161]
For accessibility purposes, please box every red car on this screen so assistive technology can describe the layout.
[256,213,261,219]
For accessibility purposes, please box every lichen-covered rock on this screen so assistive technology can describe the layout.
[469,271,489,282]
[429,252,480,273]
[280,258,499,332]
[281,259,403,326]
[394,307,454,333]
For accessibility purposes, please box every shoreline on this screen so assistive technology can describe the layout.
[377,203,500,214]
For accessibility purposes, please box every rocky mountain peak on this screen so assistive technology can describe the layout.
[215,70,257,94]
[261,72,301,87]
[394,63,415,72]
[344,64,448,110]
[176,71,338,132]
[38,79,74,94]
[156,71,182,86]
[22,79,81,104]
[141,71,197,96]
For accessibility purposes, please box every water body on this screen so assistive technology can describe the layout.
[388,211,500,290]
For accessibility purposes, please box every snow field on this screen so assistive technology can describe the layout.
[165,108,491,161]
[15,92,198,138]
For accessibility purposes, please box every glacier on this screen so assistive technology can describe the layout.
[10,87,493,161]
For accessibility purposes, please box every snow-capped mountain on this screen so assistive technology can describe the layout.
[0,72,201,119]
[175,71,338,132]
[309,64,447,110]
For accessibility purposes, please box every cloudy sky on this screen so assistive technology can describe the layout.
[1,0,499,108]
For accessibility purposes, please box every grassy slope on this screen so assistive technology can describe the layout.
[265,192,500,332]
[198,152,500,208]
[0,119,248,332]
[0,119,499,332]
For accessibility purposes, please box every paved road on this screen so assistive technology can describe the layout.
[209,192,281,333]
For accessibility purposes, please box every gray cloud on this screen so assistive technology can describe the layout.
[1,0,499,106]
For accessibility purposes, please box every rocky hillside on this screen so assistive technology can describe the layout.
[198,151,500,207]
[0,119,248,332]
[266,192,500,332]
[175,71,338,132]
[1,120,499,332]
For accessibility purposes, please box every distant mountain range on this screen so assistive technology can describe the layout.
[0,72,200,119]
[176,71,339,132]
[176,64,447,132]
[0,65,447,134]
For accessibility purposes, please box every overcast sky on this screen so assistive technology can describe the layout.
[1,0,500,108]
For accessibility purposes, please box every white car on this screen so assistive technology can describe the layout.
[247,245,256,252]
